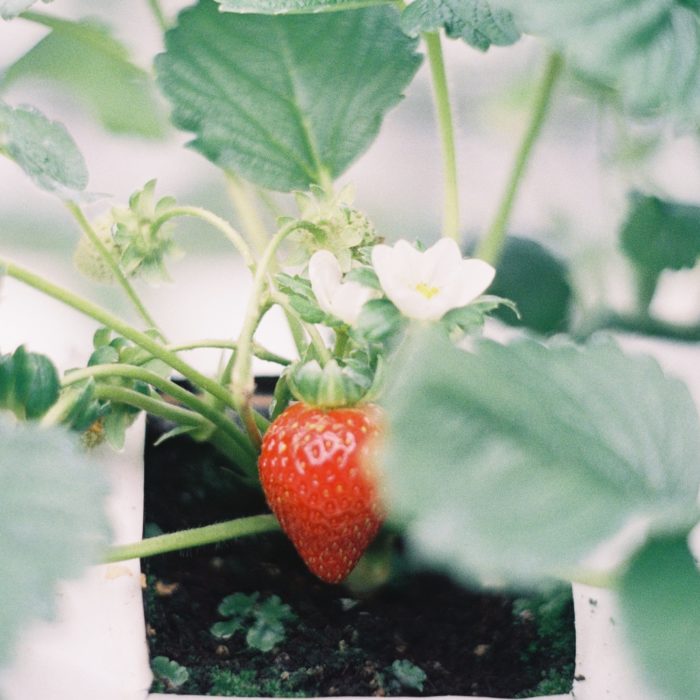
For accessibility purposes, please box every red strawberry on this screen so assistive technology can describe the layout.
[258,402,384,584]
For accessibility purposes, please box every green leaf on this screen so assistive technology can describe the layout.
[210,618,244,640]
[352,299,406,344]
[619,535,700,699]
[0,419,108,666]
[0,0,50,19]
[0,346,60,420]
[487,236,572,335]
[0,100,88,194]
[151,656,190,690]
[620,193,700,276]
[381,328,700,587]
[496,0,700,121]
[390,659,427,691]
[156,1,421,191]
[218,591,258,617]
[216,0,390,13]
[402,0,520,51]
[246,617,285,651]
[2,17,165,137]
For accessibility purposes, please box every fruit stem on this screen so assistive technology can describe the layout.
[151,205,256,270]
[231,220,312,447]
[104,514,281,563]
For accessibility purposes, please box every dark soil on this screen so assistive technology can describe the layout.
[142,404,575,698]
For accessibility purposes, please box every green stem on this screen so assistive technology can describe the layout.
[476,52,564,265]
[168,339,292,366]
[152,206,256,270]
[333,328,349,358]
[66,201,164,338]
[424,31,460,242]
[146,0,168,32]
[62,364,256,462]
[94,385,204,427]
[270,291,332,364]
[575,311,700,344]
[0,259,252,428]
[225,172,271,257]
[231,222,310,446]
[104,514,280,563]
[635,267,660,317]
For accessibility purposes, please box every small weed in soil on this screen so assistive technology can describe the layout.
[142,416,575,697]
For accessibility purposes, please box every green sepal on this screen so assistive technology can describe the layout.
[287,358,374,408]
[0,345,60,420]
[270,371,294,421]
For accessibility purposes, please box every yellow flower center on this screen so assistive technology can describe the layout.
[415,282,440,299]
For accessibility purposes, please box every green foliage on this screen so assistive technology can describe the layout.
[151,655,190,690]
[487,236,572,335]
[619,535,700,700]
[620,192,700,278]
[352,299,406,345]
[381,328,700,587]
[209,668,305,697]
[156,1,421,191]
[402,0,520,51]
[276,273,329,324]
[210,592,296,652]
[0,100,87,194]
[2,17,164,137]
[0,346,59,420]
[0,419,108,667]
[216,0,390,13]
[389,659,427,691]
[496,0,700,122]
[0,0,49,19]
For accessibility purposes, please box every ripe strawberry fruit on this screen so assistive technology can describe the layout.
[258,402,384,584]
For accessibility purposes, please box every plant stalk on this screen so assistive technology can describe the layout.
[168,339,292,366]
[0,259,252,431]
[476,52,564,265]
[152,206,256,270]
[225,172,271,257]
[66,201,164,338]
[104,514,281,563]
[424,31,460,242]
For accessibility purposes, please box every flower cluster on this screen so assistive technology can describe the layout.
[307,238,496,325]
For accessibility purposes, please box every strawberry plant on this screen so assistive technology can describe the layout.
[1,0,700,698]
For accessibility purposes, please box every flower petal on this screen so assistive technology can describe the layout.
[309,250,342,316]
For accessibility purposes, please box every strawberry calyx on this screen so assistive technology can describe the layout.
[287,357,384,409]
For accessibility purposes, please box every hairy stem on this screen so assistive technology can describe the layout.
[66,201,164,338]
[0,259,251,432]
[63,364,256,463]
[104,514,280,563]
[152,206,256,270]
[146,0,168,32]
[168,339,292,366]
[476,52,564,264]
[424,31,460,242]
[225,172,271,257]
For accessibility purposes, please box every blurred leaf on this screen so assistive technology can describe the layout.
[0,100,87,194]
[619,535,700,699]
[216,0,391,12]
[2,17,164,137]
[156,1,421,191]
[620,193,700,276]
[381,328,700,587]
[390,659,427,691]
[246,617,285,651]
[352,299,405,344]
[496,0,700,122]
[0,0,50,19]
[0,419,108,666]
[402,0,519,51]
[151,656,190,690]
[488,236,572,335]
[0,346,59,420]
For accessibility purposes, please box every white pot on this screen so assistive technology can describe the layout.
[3,315,695,699]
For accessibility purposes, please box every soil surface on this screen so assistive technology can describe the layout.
[142,408,575,698]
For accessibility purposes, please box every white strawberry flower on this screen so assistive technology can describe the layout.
[371,238,496,321]
[308,250,380,325]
